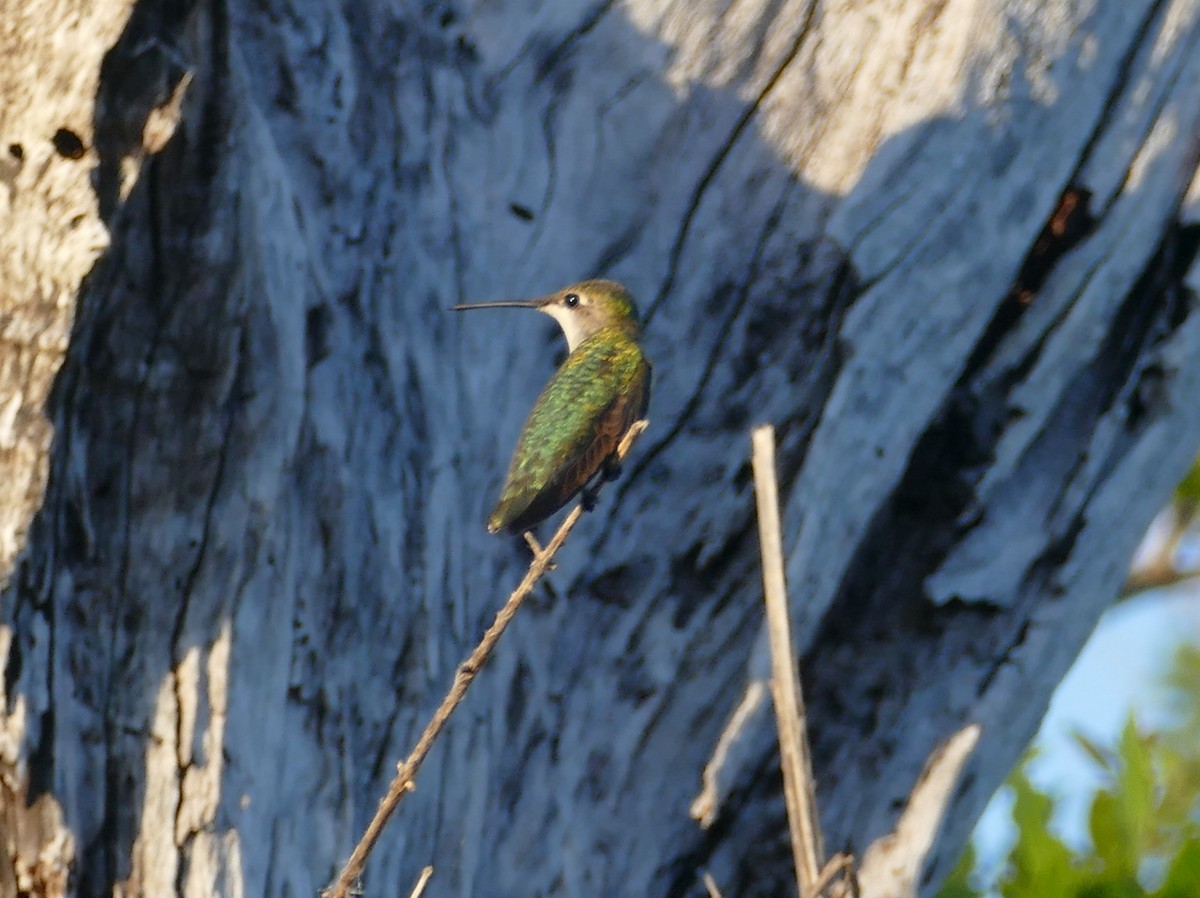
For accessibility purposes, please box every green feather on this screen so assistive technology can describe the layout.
[488,326,649,532]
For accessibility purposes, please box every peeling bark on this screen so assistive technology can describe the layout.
[3,1,1200,897]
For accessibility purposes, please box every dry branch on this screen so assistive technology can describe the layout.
[703,870,725,898]
[407,865,433,898]
[690,679,769,828]
[751,424,826,897]
[750,425,982,898]
[323,421,649,898]
[1120,508,1200,597]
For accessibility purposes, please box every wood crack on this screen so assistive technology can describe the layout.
[1067,0,1172,203]
[601,182,798,534]
[645,0,822,325]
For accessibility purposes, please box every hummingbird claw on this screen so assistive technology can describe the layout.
[602,457,622,483]
[581,485,599,512]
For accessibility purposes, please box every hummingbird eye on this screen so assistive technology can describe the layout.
[564,293,580,307]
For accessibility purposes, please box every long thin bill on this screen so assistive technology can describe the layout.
[451,300,543,311]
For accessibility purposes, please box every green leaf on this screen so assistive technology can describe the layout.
[1173,456,1200,509]
[1090,791,1134,878]
[944,609,1200,898]
[1115,716,1155,855]
[1006,772,1082,896]
[1076,876,1144,898]
[1153,839,1200,898]
[936,841,984,898]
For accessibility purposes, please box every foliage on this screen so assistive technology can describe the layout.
[1173,457,1200,515]
[940,645,1200,898]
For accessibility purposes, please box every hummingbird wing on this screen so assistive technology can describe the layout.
[488,332,650,533]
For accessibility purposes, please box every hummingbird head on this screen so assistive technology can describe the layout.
[452,279,641,352]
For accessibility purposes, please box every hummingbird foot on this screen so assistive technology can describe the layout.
[601,457,622,483]
[581,484,600,512]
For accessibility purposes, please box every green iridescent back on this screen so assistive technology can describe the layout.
[487,326,650,532]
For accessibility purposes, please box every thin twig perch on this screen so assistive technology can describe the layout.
[323,420,649,898]
[751,424,826,898]
[750,424,978,898]
[703,870,726,898]
[407,865,434,898]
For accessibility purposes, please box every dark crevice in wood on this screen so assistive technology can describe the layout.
[305,303,334,368]
[659,748,768,898]
[975,617,1033,697]
[816,190,1099,619]
[660,202,1200,889]
[784,213,1200,859]
[1027,222,1200,534]
[844,175,924,267]
[767,245,861,479]
[959,185,1096,383]
[939,0,1167,392]
[481,0,615,103]
[853,169,967,292]
[959,226,1200,704]
[1094,224,1200,423]
[367,649,418,786]
[0,636,20,715]
[514,77,564,264]
[25,661,56,803]
[613,215,787,505]
[901,0,952,80]
[610,210,858,537]
[93,194,171,898]
[442,107,469,304]
[167,321,244,878]
[1007,187,1096,306]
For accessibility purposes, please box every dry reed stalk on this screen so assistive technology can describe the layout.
[751,424,825,898]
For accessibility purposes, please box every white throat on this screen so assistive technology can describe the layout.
[542,306,589,352]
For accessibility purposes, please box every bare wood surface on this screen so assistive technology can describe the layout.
[858,725,981,898]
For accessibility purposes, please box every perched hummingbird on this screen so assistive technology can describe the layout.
[454,279,651,533]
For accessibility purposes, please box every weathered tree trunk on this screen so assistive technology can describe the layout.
[3,0,1200,896]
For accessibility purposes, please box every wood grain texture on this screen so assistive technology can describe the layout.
[0,2,138,894]
[2,1,1200,897]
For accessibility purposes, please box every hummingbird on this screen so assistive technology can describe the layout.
[453,279,651,533]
